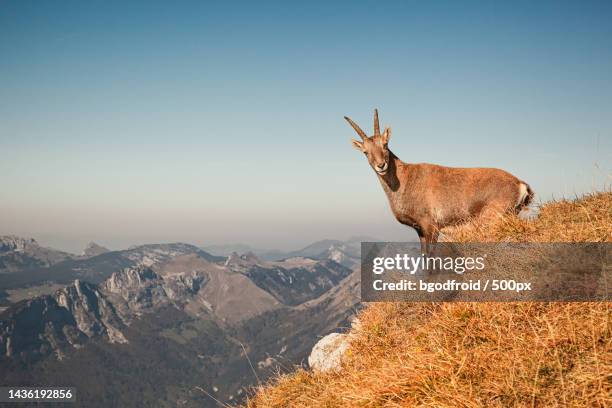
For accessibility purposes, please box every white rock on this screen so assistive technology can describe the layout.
[308,332,350,372]
[257,356,275,369]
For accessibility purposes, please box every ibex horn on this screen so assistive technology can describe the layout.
[373,109,380,136]
[344,116,368,141]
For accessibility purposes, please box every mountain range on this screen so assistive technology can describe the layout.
[204,235,375,268]
[0,235,362,407]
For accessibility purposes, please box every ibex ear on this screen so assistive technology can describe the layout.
[351,138,365,152]
[382,127,391,144]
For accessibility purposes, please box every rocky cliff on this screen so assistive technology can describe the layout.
[0,235,74,273]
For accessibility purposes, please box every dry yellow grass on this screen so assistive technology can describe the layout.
[246,192,612,408]
[444,190,611,243]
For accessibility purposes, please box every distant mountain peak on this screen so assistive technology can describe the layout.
[0,235,38,252]
[0,235,73,273]
[81,242,110,258]
[225,251,261,269]
[225,252,241,266]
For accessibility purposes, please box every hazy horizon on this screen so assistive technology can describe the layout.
[2,1,611,253]
[2,234,385,256]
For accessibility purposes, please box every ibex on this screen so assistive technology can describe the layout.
[346,109,533,254]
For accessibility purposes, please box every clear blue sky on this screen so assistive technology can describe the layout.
[1,1,611,253]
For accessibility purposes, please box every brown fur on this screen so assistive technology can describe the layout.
[347,109,534,254]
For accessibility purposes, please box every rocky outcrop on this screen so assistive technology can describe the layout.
[0,236,37,253]
[0,279,126,361]
[308,332,350,372]
[100,265,170,316]
[55,280,127,344]
[308,318,361,372]
[0,235,73,273]
[101,264,206,319]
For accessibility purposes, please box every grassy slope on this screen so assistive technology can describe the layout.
[246,192,611,407]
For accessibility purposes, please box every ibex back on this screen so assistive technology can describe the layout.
[346,109,533,254]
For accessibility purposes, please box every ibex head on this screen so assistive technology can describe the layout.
[345,109,392,175]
